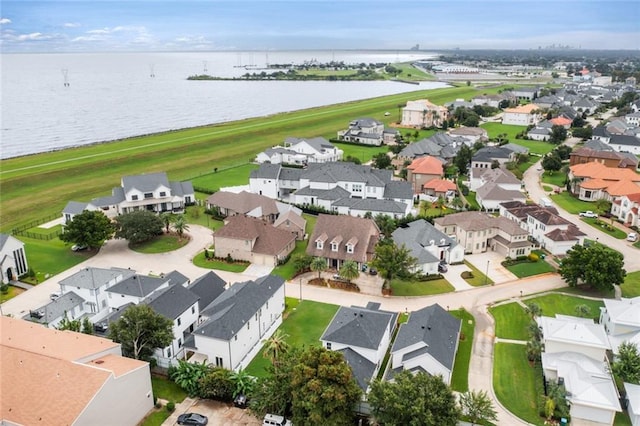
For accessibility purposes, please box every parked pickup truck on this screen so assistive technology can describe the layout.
[579,211,598,218]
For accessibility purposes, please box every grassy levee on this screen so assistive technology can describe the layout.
[0,85,500,232]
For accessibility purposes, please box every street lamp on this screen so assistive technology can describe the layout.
[485,260,490,286]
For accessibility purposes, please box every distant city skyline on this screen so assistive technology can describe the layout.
[1,1,639,53]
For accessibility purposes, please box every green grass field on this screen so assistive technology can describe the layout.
[622,271,640,298]
[151,375,187,403]
[1,85,508,233]
[190,163,259,192]
[450,308,475,392]
[540,171,566,187]
[332,142,389,163]
[130,234,190,254]
[390,277,455,296]
[463,260,494,286]
[504,260,556,278]
[489,303,530,340]
[510,139,555,156]
[526,293,603,321]
[580,217,627,239]
[140,409,171,426]
[271,214,317,280]
[549,191,594,214]
[0,285,25,303]
[23,237,94,283]
[192,251,249,272]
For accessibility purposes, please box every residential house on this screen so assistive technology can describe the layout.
[511,87,539,101]
[538,315,610,361]
[612,193,640,226]
[189,275,286,371]
[549,116,573,129]
[406,156,444,194]
[389,304,461,386]
[541,351,621,426]
[391,220,464,275]
[527,126,552,141]
[1,316,153,426]
[187,271,227,313]
[337,118,397,146]
[570,147,639,170]
[502,103,541,126]
[433,212,533,257]
[396,133,465,163]
[599,297,640,354]
[255,137,343,165]
[470,167,525,211]
[213,215,296,267]
[62,172,194,224]
[447,126,488,145]
[625,383,640,426]
[421,178,458,199]
[608,134,640,156]
[306,214,380,270]
[470,147,515,169]
[0,233,28,284]
[472,93,510,108]
[500,201,586,255]
[24,291,87,329]
[401,99,449,128]
[250,162,413,218]
[569,162,640,201]
[105,273,171,310]
[320,302,397,392]
[626,112,640,127]
[273,209,307,240]
[143,283,200,368]
[206,191,283,224]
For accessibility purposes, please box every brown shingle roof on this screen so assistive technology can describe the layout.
[206,191,279,217]
[433,212,527,236]
[306,214,380,264]
[214,215,296,256]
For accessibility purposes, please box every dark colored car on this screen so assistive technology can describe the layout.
[438,262,448,273]
[234,393,248,408]
[177,413,208,426]
[369,267,378,276]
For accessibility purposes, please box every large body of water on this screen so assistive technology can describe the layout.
[1,50,445,159]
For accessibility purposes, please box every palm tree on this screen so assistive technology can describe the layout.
[339,260,360,284]
[526,339,542,363]
[229,368,255,398]
[310,257,327,279]
[574,304,591,318]
[160,212,174,233]
[262,329,289,368]
[450,197,464,211]
[525,302,542,319]
[172,214,189,239]
[419,200,433,216]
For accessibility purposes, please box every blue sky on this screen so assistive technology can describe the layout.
[1,1,639,52]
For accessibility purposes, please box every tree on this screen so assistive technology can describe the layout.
[574,304,591,318]
[114,210,164,244]
[108,304,173,361]
[611,342,640,384]
[541,153,562,173]
[262,329,290,369]
[559,244,626,291]
[169,360,211,397]
[310,257,327,280]
[549,125,568,144]
[172,214,189,239]
[339,260,359,283]
[454,144,473,175]
[369,370,460,426]
[60,210,114,250]
[291,253,312,274]
[572,126,593,140]
[525,302,542,319]
[594,198,612,216]
[526,339,542,363]
[200,367,234,401]
[372,152,392,169]
[554,144,572,161]
[160,212,174,233]
[374,214,397,238]
[459,390,497,425]
[230,368,255,397]
[372,242,417,281]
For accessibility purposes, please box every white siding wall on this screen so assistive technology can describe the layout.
[544,340,606,362]
[402,353,452,385]
[570,403,616,426]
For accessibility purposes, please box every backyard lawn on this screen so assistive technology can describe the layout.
[244,299,340,377]
[332,142,389,163]
[130,234,190,254]
[550,191,595,214]
[493,343,542,425]
[540,171,566,187]
[389,277,455,296]
[526,293,604,321]
[151,375,187,403]
[22,237,94,284]
[509,139,555,156]
[480,122,526,141]
[139,409,171,426]
[504,259,555,278]
[190,163,259,193]
[489,302,530,340]
[463,260,493,286]
[449,308,475,393]
[580,217,627,239]
[622,271,640,298]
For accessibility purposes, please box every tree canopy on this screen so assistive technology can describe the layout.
[372,241,417,280]
[368,370,460,426]
[60,210,114,249]
[108,304,174,361]
[372,152,392,169]
[611,342,640,384]
[113,210,164,244]
[541,153,562,173]
[459,390,497,425]
[559,244,626,291]
[454,144,473,175]
[549,125,568,144]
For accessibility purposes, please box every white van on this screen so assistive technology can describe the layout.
[540,197,553,207]
[627,232,638,242]
[263,414,292,426]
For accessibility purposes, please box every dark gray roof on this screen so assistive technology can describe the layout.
[383,181,413,200]
[122,172,170,193]
[285,136,336,153]
[502,143,529,154]
[349,117,383,128]
[165,270,190,287]
[528,127,551,136]
[93,303,134,336]
[188,271,227,311]
[26,291,85,325]
[473,146,512,162]
[170,181,194,197]
[302,162,391,187]
[332,198,408,214]
[145,283,199,320]
[0,233,9,251]
[610,135,640,147]
[195,275,284,340]
[294,186,351,201]
[250,163,281,179]
[392,220,457,264]
[392,304,461,371]
[592,126,611,138]
[338,347,376,392]
[62,201,89,215]
[321,305,396,350]
[279,167,304,181]
[399,133,462,159]
[106,274,168,297]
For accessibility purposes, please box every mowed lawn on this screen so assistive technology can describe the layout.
[190,163,259,192]
[622,271,640,298]
[480,122,526,141]
[244,299,340,377]
[22,236,94,283]
[550,191,595,214]
[332,142,389,163]
[390,277,456,296]
[1,85,509,233]
[489,302,530,340]
[526,293,603,321]
[504,260,556,278]
[449,309,475,393]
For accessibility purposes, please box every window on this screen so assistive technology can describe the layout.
[191,306,195,314]
[159,191,166,197]
[331,242,338,252]
[131,195,138,201]
[177,318,181,326]
[346,244,354,254]
[316,241,323,250]
[234,335,238,341]
[215,357,223,367]
[144,192,153,199]
[178,338,182,348]
[353,184,363,193]
[247,322,250,330]
[167,348,172,357]
[516,248,525,256]
[326,342,332,350]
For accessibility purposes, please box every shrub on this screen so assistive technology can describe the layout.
[461,271,474,279]
[226,253,233,263]
[0,284,8,295]
[166,401,175,412]
[528,253,539,262]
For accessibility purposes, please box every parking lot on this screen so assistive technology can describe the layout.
[166,399,261,426]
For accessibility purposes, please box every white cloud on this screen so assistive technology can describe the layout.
[63,22,81,28]
[0,18,11,25]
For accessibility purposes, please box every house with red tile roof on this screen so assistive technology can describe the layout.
[502,103,542,126]
[0,316,153,426]
[611,193,640,227]
[422,178,457,199]
[569,162,640,201]
[549,116,573,129]
[213,215,296,267]
[406,156,444,194]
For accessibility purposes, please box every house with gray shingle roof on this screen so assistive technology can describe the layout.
[389,304,461,385]
[391,220,463,275]
[337,118,397,146]
[62,172,194,224]
[188,271,227,312]
[24,291,86,328]
[397,133,464,163]
[105,273,171,311]
[0,233,28,284]
[255,136,343,165]
[188,275,286,371]
[320,302,397,391]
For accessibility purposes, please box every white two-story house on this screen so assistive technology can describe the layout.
[255,137,343,165]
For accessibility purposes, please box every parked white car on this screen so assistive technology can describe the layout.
[627,232,638,242]
[579,211,598,218]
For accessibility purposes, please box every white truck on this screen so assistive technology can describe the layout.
[579,211,598,218]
